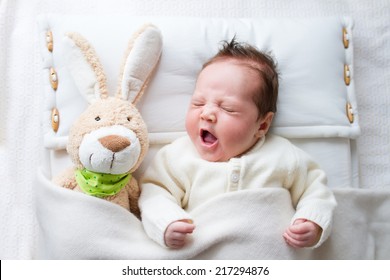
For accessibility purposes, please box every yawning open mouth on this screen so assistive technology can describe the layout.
[201,129,218,145]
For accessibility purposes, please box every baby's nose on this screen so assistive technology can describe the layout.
[200,106,217,122]
[99,135,131,152]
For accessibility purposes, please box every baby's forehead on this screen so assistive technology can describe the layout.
[204,59,263,82]
[195,60,262,98]
[202,58,260,74]
[217,55,262,66]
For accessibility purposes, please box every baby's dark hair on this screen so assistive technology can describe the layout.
[202,37,279,118]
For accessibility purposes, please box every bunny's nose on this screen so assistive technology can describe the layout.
[98,135,131,152]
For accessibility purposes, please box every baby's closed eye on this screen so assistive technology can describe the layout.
[221,106,236,113]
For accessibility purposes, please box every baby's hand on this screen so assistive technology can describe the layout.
[283,219,322,248]
[164,219,195,249]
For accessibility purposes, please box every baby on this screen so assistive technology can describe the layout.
[139,38,337,250]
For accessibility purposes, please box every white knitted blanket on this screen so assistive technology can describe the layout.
[35,169,390,259]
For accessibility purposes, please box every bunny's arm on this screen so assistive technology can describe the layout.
[126,176,141,218]
[52,167,78,190]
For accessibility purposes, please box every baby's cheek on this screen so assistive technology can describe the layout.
[185,112,196,133]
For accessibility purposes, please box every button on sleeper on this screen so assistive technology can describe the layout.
[231,172,239,183]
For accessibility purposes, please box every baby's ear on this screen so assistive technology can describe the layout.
[118,24,163,104]
[256,112,274,138]
[63,32,108,104]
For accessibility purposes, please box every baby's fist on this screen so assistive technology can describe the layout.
[164,220,195,249]
[283,219,322,248]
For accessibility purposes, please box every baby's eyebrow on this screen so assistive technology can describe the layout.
[190,96,201,101]
[190,99,204,106]
[190,95,205,102]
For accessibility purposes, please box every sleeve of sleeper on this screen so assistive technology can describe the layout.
[139,143,192,247]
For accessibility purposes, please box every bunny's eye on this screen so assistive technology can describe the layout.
[95,116,101,121]
[127,117,131,122]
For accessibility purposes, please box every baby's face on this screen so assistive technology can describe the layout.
[186,60,271,162]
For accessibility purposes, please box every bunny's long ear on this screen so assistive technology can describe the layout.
[117,24,163,104]
[63,33,108,103]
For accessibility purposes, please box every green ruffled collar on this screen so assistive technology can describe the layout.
[75,169,131,198]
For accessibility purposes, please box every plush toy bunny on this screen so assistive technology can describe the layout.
[53,24,162,217]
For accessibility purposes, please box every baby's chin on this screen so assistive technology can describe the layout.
[191,134,241,162]
[196,147,232,162]
[196,141,258,162]
[199,154,224,162]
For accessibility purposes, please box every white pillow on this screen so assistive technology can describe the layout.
[38,15,359,149]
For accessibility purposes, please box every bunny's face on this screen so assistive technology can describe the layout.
[67,97,148,175]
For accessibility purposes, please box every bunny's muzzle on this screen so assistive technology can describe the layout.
[79,125,141,174]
